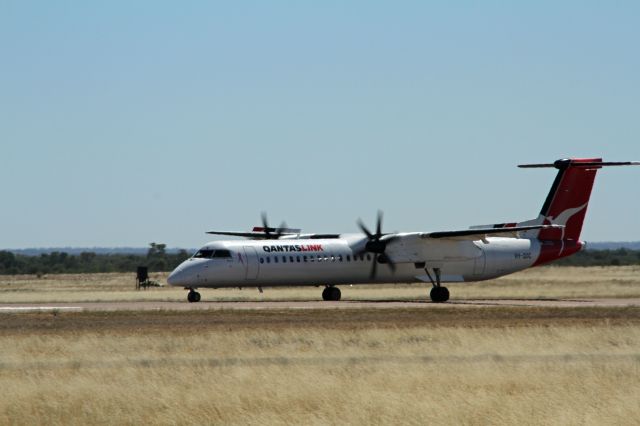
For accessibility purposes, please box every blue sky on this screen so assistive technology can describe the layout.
[1,1,639,248]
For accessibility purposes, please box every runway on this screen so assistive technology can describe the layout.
[2,298,640,313]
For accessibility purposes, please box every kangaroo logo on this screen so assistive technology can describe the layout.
[542,203,588,254]
[544,203,587,237]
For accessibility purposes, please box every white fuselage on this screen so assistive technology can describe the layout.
[167,234,541,289]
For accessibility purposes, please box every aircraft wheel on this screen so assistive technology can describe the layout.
[430,286,449,303]
[187,290,201,303]
[322,286,341,301]
[322,287,331,301]
[330,287,341,301]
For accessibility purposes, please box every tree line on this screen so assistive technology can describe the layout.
[0,246,638,276]
[553,248,640,267]
[0,243,190,276]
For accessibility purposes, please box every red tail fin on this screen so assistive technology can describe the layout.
[536,158,601,241]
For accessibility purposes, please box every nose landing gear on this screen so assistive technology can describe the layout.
[187,288,201,303]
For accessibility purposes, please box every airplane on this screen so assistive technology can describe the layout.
[167,158,639,303]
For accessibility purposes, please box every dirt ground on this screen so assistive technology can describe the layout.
[2,306,640,335]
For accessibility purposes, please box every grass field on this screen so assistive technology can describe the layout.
[1,267,640,425]
[1,265,640,303]
[1,308,640,425]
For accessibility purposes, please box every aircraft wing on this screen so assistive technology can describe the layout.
[206,230,341,240]
[374,224,564,265]
[205,231,289,239]
[418,224,562,241]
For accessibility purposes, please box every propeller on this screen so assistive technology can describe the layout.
[357,211,397,280]
[261,212,287,240]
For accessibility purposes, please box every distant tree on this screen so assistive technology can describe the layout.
[147,243,167,258]
[0,251,18,274]
[0,251,16,268]
[80,252,96,263]
[176,249,190,261]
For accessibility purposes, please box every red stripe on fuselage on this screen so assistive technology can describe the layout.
[533,240,584,266]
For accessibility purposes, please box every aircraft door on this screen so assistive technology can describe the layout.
[243,246,260,280]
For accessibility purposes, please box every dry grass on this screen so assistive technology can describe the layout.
[2,267,640,423]
[1,266,639,303]
[1,310,639,425]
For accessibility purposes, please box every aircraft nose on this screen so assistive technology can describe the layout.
[168,261,203,287]
[167,268,186,286]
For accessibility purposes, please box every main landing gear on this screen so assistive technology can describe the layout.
[425,268,449,303]
[186,288,201,303]
[322,286,341,301]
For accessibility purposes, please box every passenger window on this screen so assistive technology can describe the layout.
[338,255,343,262]
[260,258,264,264]
[282,256,286,263]
[267,257,271,263]
[366,254,371,261]
[274,257,278,263]
[331,255,335,262]
[297,256,301,262]
[290,256,294,263]
[346,255,351,262]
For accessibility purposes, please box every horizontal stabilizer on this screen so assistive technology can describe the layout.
[519,159,640,169]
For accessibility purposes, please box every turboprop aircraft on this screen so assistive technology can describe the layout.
[167,158,638,303]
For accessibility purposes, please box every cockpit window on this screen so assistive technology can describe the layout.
[193,249,214,258]
[193,249,232,259]
[212,249,232,258]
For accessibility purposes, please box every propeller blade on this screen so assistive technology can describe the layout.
[358,210,396,276]
[375,210,383,238]
[377,253,397,274]
[386,257,396,274]
[357,219,374,239]
[261,212,272,238]
[275,222,287,239]
[369,257,378,280]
